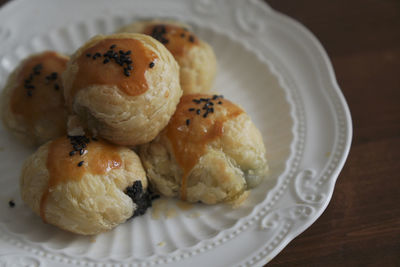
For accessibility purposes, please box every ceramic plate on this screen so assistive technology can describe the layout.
[0,0,352,266]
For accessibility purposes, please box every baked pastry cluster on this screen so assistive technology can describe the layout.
[1,19,268,235]
[20,135,150,235]
[140,94,268,204]
[63,33,182,146]
[118,20,217,94]
[1,51,69,146]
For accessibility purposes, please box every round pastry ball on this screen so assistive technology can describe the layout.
[117,20,217,95]
[1,51,69,146]
[140,94,268,205]
[62,33,182,146]
[20,135,151,235]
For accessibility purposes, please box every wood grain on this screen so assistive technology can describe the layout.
[265,0,400,266]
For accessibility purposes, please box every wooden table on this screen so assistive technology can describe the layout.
[265,0,400,266]
[0,0,399,266]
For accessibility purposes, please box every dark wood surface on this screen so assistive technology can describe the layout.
[265,0,400,266]
[0,0,399,266]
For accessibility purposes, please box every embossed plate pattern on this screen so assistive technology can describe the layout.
[0,0,352,266]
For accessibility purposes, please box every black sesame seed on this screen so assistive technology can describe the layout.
[78,161,84,167]
[54,83,60,90]
[212,95,219,100]
[125,50,131,55]
[218,101,222,104]
[209,107,214,113]
[124,69,131,77]
[203,111,209,118]
[127,65,133,70]
[149,62,155,68]
[180,33,185,38]
[103,58,110,64]
[95,52,101,57]
[186,119,190,126]
[189,35,195,43]
[188,108,195,111]
[8,200,15,208]
[33,64,43,72]
[196,109,201,115]
[86,53,92,57]
[119,50,124,54]
[69,151,76,156]
[161,38,169,44]
[79,149,84,155]
[110,44,116,49]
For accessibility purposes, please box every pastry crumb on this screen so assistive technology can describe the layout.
[229,191,250,209]
[186,212,201,218]
[8,200,15,208]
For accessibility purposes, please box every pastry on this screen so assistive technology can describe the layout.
[20,135,151,235]
[1,51,69,146]
[62,33,182,146]
[117,20,217,94]
[140,94,268,204]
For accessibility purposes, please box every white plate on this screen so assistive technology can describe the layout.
[0,0,352,266]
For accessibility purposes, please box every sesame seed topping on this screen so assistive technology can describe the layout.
[186,119,190,126]
[86,53,92,57]
[8,200,15,208]
[189,35,195,43]
[77,161,84,167]
[149,62,155,68]
[69,151,76,156]
[218,101,222,104]
[188,108,195,111]
[89,44,135,77]
[180,33,185,38]
[196,109,201,114]
[54,83,60,90]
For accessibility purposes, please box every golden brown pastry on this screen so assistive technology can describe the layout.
[117,20,217,95]
[20,135,151,235]
[1,51,69,146]
[62,33,182,146]
[140,94,268,204]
